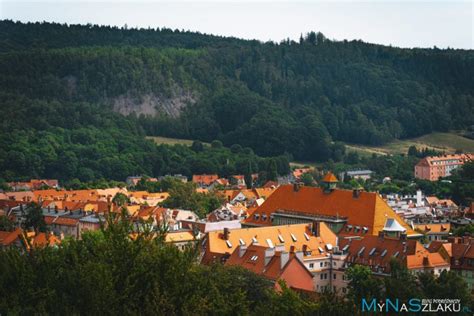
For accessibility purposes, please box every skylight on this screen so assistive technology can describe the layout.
[291,233,297,242]
[304,232,310,241]
[278,234,285,243]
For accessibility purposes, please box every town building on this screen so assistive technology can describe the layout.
[226,244,315,293]
[192,174,219,188]
[201,222,336,265]
[428,236,474,292]
[243,173,419,238]
[340,170,374,181]
[414,154,473,181]
[414,223,451,242]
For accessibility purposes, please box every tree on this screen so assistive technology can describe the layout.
[419,270,471,308]
[112,192,130,207]
[24,202,47,232]
[346,265,382,309]
[267,159,278,181]
[300,173,314,186]
[191,140,204,152]
[0,216,14,231]
[407,145,419,156]
[384,259,421,301]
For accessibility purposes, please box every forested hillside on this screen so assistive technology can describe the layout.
[1,20,473,166]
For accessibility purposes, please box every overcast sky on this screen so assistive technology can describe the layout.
[1,0,472,49]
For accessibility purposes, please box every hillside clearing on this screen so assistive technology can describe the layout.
[345,132,474,156]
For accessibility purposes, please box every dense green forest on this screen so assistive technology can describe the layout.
[0,92,289,182]
[1,20,473,164]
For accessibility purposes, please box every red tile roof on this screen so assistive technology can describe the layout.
[244,185,416,236]
[225,244,314,291]
[322,172,338,183]
[192,174,219,186]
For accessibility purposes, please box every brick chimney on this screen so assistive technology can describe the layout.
[223,227,230,240]
[400,232,407,241]
[378,231,384,240]
[312,221,320,237]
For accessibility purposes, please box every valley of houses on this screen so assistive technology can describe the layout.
[1,161,474,295]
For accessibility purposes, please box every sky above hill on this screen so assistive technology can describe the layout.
[1,0,472,49]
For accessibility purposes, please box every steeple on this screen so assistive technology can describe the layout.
[322,172,338,192]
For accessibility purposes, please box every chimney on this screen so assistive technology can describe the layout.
[400,232,407,241]
[352,189,361,199]
[275,244,285,252]
[302,244,308,254]
[289,245,295,253]
[239,245,247,258]
[378,231,385,240]
[223,227,230,240]
[416,190,422,206]
[280,251,290,269]
[265,247,276,266]
[312,221,320,237]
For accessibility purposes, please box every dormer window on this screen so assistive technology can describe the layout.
[369,248,376,256]
[226,240,233,248]
[358,246,365,256]
[254,214,260,220]
[262,214,267,221]
[252,237,258,244]
[381,249,387,257]
[362,227,368,234]
[290,233,297,242]
[239,238,246,246]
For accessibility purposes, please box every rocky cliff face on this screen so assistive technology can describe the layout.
[112,90,197,118]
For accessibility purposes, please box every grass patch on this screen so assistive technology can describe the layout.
[345,132,474,156]
[146,136,209,146]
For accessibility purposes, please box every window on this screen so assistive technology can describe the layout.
[342,287,347,294]
[320,262,323,267]
[309,263,314,269]
[333,273,336,279]
[320,274,324,280]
